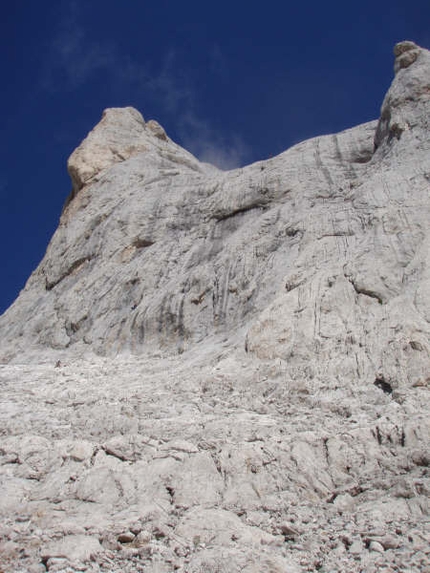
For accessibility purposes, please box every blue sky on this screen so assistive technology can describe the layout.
[1,0,429,314]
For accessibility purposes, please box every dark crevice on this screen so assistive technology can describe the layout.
[191,291,207,305]
[65,314,89,337]
[102,446,129,462]
[352,152,373,164]
[166,485,175,503]
[132,238,154,249]
[346,276,384,304]
[374,377,393,395]
[90,447,100,466]
[213,203,268,222]
[322,437,330,466]
[373,426,383,445]
[285,227,302,238]
[318,231,355,239]
[45,256,93,291]
[285,278,304,292]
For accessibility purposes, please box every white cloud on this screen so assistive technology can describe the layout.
[42,1,248,170]
[42,1,118,90]
[177,111,248,170]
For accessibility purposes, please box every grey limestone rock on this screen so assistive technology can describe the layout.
[41,534,102,563]
[0,42,429,572]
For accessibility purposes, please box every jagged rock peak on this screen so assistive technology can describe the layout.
[68,107,145,193]
[394,40,421,73]
[375,41,430,150]
[63,106,213,223]
[67,107,170,195]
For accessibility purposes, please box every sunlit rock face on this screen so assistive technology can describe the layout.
[0,43,429,573]
[2,43,429,390]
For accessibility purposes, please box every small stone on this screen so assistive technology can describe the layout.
[152,525,169,539]
[333,493,355,512]
[100,532,121,551]
[118,530,135,543]
[129,523,142,535]
[134,530,152,546]
[349,539,363,555]
[27,564,47,573]
[41,535,102,563]
[63,440,94,462]
[369,540,385,553]
[45,557,69,569]
[365,528,387,537]
[279,522,300,538]
[375,535,400,550]
[119,546,140,558]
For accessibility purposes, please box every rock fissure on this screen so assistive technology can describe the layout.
[345,274,384,304]
[213,202,269,222]
[45,256,93,291]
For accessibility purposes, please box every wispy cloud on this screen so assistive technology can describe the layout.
[133,52,249,169]
[178,112,249,170]
[42,1,248,170]
[42,1,116,89]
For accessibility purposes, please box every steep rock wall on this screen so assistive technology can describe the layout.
[1,45,429,401]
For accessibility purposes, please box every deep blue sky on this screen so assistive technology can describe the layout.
[1,1,429,314]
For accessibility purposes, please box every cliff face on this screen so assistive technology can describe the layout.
[1,44,430,381]
[0,42,429,573]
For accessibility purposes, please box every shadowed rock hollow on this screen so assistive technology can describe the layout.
[0,42,429,573]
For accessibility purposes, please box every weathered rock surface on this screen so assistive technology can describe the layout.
[0,41,429,572]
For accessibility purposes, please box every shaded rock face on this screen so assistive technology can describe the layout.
[0,42,429,573]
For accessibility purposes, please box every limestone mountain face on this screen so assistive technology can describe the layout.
[0,42,429,573]
[2,43,430,378]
